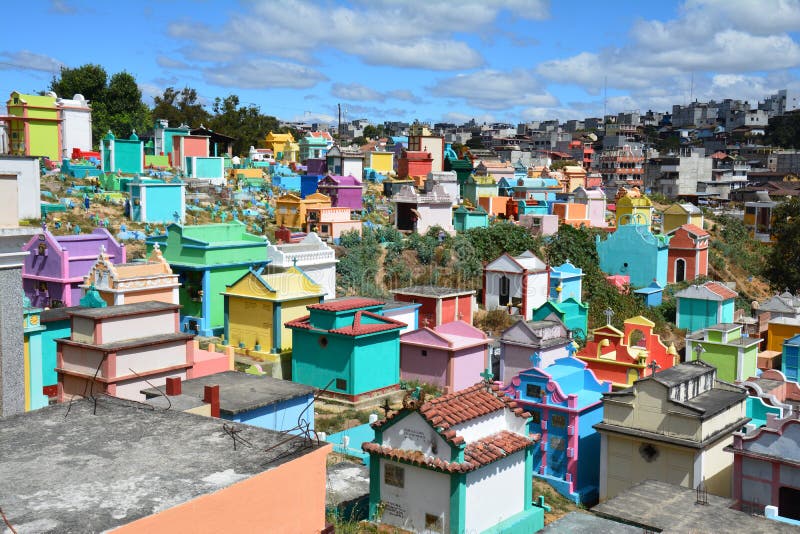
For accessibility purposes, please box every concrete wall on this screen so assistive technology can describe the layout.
[381,411,450,461]
[0,157,41,220]
[379,459,451,533]
[115,343,187,379]
[465,451,526,532]
[101,311,175,343]
[601,433,694,501]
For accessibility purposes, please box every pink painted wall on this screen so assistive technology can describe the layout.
[182,136,210,158]
[101,311,176,344]
[401,345,449,388]
[115,342,188,377]
[452,346,488,392]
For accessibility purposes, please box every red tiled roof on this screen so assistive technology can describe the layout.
[361,430,537,473]
[307,297,384,312]
[329,311,406,336]
[373,383,531,445]
[706,281,738,300]
[680,223,709,237]
[285,311,405,336]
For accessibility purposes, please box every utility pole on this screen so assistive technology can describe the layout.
[337,103,342,139]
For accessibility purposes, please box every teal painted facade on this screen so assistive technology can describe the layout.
[288,301,403,397]
[676,295,735,332]
[596,224,670,288]
[128,180,185,223]
[100,131,143,174]
[532,298,589,340]
[746,396,782,429]
[453,206,489,232]
[146,223,268,336]
[23,299,46,411]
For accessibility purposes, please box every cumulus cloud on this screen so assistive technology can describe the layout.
[156,55,193,70]
[167,0,549,71]
[204,60,328,89]
[331,83,421,104]
[0,50,64,73]
[430,69,558,110]
[537,0,800,110]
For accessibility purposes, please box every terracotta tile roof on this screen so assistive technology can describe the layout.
[680,223,709,237]
[706,281,738,300]
[373,383,531,445]
[285,311,405,336]
[307,297,384,312]
[362,430,537,473]
[329,311,406,336]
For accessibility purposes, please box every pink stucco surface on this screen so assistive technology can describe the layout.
[400,320,488,392]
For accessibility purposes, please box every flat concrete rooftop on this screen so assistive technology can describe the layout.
[0,397,324,533]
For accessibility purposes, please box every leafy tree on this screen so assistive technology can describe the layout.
[362,124,385,140]
[550,159,579,170]
[102,72,151,139]
[766,114,800,148]
[48,65,149,145]
[464,222,542,262]
[765,198,800,291]
[50,64,108,104]
[152,86,210,128]
[208,94,281,156]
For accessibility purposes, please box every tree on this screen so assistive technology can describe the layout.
[550,159,579,170]
[464,222,542,262]
[362,124,385,140]
[50,64,108,104]
[48,65,150,145]
[102,72,151,139]
[766,113,800,148]
[208,94,281,156]
[765,198,800,291]
[152,86,210,128]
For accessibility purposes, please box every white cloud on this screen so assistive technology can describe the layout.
[0,50,64,73]
[441,111,497,124]
[430,69,558,110]
[156,55,192,70]
[167,0,549,71]
[50,0,75,14]
[204,60,327,89]
[331,83,385,102]
[537,0,800,109]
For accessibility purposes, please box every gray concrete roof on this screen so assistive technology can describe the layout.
[540,512,640,533]
[0,397,324,533]
[591,480,800,533]
[41,305,85,323]
[141,371,315,415]
[58,332,194,352]
[67,300,180,319]
[391,285,475,297]
[651,360,715,387]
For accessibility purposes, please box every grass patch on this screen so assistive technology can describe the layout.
[533,478,582,525]
[315,408,375,435]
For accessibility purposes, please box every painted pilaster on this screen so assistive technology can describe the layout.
[693,450,704,489]
[272,302,281,352]
[223,296,230,345]
[201,269,212,335]
[737,347,745,382]
[368,456,381,520]
[436,297,443,326]
[521,270,529,320]
[449,472,466,534]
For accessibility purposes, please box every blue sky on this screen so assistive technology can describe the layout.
[3,0,800,126]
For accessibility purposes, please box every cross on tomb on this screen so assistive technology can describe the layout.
[529,352,542,368]
[565,342,578,358]
[480,367,494,387]
[647,359,661,376]
[604,307,614,326]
